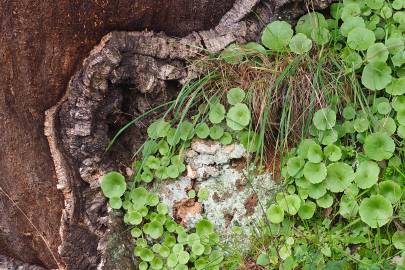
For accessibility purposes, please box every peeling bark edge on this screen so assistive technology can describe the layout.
[44,0,332,269]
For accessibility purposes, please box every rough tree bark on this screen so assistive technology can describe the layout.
[0,0,331,269]
[0,1,234,269]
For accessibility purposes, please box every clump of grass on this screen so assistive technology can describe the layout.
[189,47,353,177]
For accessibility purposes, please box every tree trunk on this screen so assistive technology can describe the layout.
[0,1,234,269]
[0,0,331,269]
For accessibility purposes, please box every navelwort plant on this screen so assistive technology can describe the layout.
[100,0,405,268]
[100,84,257,269]
[249,0,405,269]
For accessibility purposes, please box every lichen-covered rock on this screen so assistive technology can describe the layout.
[153,139,276,245]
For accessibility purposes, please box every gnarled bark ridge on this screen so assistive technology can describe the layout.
[45,1,332,269]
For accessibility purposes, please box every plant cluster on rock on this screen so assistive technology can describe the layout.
[100,0,405,268]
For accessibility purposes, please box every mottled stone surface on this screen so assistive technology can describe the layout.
[154,139,276,244]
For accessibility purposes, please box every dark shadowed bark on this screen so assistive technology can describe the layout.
[0,1,234,268]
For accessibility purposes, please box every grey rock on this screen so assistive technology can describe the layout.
[155,140,276,246]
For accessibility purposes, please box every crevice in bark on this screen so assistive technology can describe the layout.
[44,0,332,268]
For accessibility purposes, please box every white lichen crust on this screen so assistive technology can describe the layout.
[154,139,276,246]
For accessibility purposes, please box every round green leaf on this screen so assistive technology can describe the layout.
[341,4,361,21]
[316,193,334,208]
[295,177,311,189]
[296,12,327,37]
[347,27,375,51]
[239,131,259,152]
[359,195,393,228]
[101,171,126,198]
[366,0,384,9]
[130,187,148,208]
[325,162,355,193]
[145,221,164,239]
[364,132,395,161]
[197,188,209,201]
[266,204,285,224]
[256,253,270,266]
[307,182,327,199]
[147,119,170,139]
[127,211,142,225]
[157,203,168,215]
[379,180,402,203]
[159,245,170,258]
[178,121,194,140]
[166,164,180,179]
[343,105,356,120]
[330,3,343,19]
[313,108,336,130]
[191,242,205,256]
[109,197,122,209]
[175,265,187,270]
[289,33,312,54]
[361,61,392,90]
[374,27,385,40]
[397,109,405,126]
[307,143,324,163]
[220,132,232,145]
[311,27,330,45]
[386,77,405,96]
[178,251,190,265]
[226,103,251,131]
[377,101,392,115]
[243,42,267,54]
[386,37,404,55]
[354,118,369,132]
[297,139,316,159]
[319,129,338,145]
[287,157,305,178]
[374,117,396,135]
[155,166,167,180]
[366,43,389,63]
[195,123,210,139]
[139,247,154,262]
[298,200,316,219]
[339,194,359,219]
[277,194,301,215]
[166,128,181,146]
[261,21,293,51]
[227,88,245,105]
[141,170,153,183]
[209,102,225,124]
[355,161,380,189]
[210,125,224,140]
[157,140,170,155]
[340,16,365,37]
[341,48,363,70]
[139,262,148,270]
[392,231,405,250]
[392,0,405,10]
[196,219,214,236]
[381,8,393,21]
[393,96,405,111]
[167,253,178,267]
[220,44,243,64]
[130,227,142,238]
[145,155,160,170]
[303,162,327,184]
[398,125,405,138]
[324,144,342,162]
[392,51,405,67]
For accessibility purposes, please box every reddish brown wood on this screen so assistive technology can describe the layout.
[0,1,234,268]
